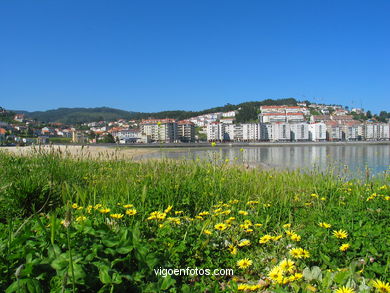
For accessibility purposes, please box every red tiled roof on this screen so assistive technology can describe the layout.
[262,113,304,116]
[0,128,6,135]
[261,106,302,109]
[177,120,194,125]
[141,119,176,124]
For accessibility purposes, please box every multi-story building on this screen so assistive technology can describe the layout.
[140,119,177,142]
[290,123,309,141]
[271,123,291,141]
[223,124,235,141]
[325,121,342,141]
[177,120,195,142]
[260,123,273,141]
[222,111,237,118]
[207,122,224,141]
[365,123,390,140]
[308,123,326,141]
[110,128,141,143]
[242,123,260,141]
[259,106,306,123]
[234,124,243,141]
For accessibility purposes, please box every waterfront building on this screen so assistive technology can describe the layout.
[325,121,342,141]
[290,123,309,141]
[207,122,224,141]
[308,123,326,141]
[242,123,260,141]
[271,122,291,141]
[177,120,195,142]
[140,119,177,143]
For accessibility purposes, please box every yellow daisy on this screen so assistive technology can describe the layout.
[237,258,253,269]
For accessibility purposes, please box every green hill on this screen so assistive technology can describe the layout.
[13,98,298,124]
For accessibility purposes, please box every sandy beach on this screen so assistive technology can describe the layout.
[0,145,157,160]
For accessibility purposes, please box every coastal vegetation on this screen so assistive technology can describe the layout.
[0,150,389,292]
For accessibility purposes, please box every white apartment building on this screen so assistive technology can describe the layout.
[290,123,309,141]
[234,124,243,141]
[140,119,177,142]
[242,123,260,141]
[365,123,390,140]
[308,123,326,141]
[260,123,273,141]
[222,111,237,118]
[207,122,224,141]
[223,124,235,141]
[272,123,291,141]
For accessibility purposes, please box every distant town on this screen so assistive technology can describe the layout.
[0,101,389,146]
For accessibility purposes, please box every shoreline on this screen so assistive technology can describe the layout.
[35,140,390,148]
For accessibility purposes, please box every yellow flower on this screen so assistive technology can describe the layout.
[228,245,237,255]
[214,223,227,231]
[238,239,251,247]
[237,258,253,269]
[164,205,173,213]
[198,211,209,216]
[110,213,124,219]
[289,248,310,259]
[156,212,167,220]
[225,217,236,224]
[76,216,86,222]
[290,233,301,242]
[254,223,263,227]
[310,193,319,198]
[371,279,390,293]
[259,235,273,244]
[203,229,212,235]
[94,204,102,210]
[195,215,203,220]
[293,273,303,280]
[126,209,137,216]
[167,217,181,225]
[271,235,283,241]
[333,229,348,239]
[238,210,248,216]
[339,243,350,252]
[237,284,249,291]
[174,210,183,215]
[243,219,253,226]
[268,266,283,281]
[72,203,78,209]
[319,222,332,228]
[283,223,291,229]
[99,208,110,214]
[123,204,134,209]
[334,286,355,293]
[279,259,296,274]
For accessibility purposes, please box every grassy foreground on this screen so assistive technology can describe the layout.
[0,151,389,292]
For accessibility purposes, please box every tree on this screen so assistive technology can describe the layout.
[99,133,115,143]
[366,111,372,119]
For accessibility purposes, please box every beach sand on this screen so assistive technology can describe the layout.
[0,145,157,160]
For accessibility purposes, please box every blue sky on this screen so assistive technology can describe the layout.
[0,0,389,113]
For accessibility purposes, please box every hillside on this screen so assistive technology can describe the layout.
[14,98,298,123]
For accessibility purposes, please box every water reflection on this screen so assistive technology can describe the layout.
[141,144,390,177]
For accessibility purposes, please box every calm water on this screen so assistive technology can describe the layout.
[140,144,390,177]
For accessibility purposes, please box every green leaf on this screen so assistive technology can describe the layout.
[160,275,176,290]
[116,246,133,254]
[99,266,112,284]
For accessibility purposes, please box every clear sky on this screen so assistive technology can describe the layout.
[0,0,389,113]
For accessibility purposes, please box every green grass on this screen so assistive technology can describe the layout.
[0,151,389,292]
